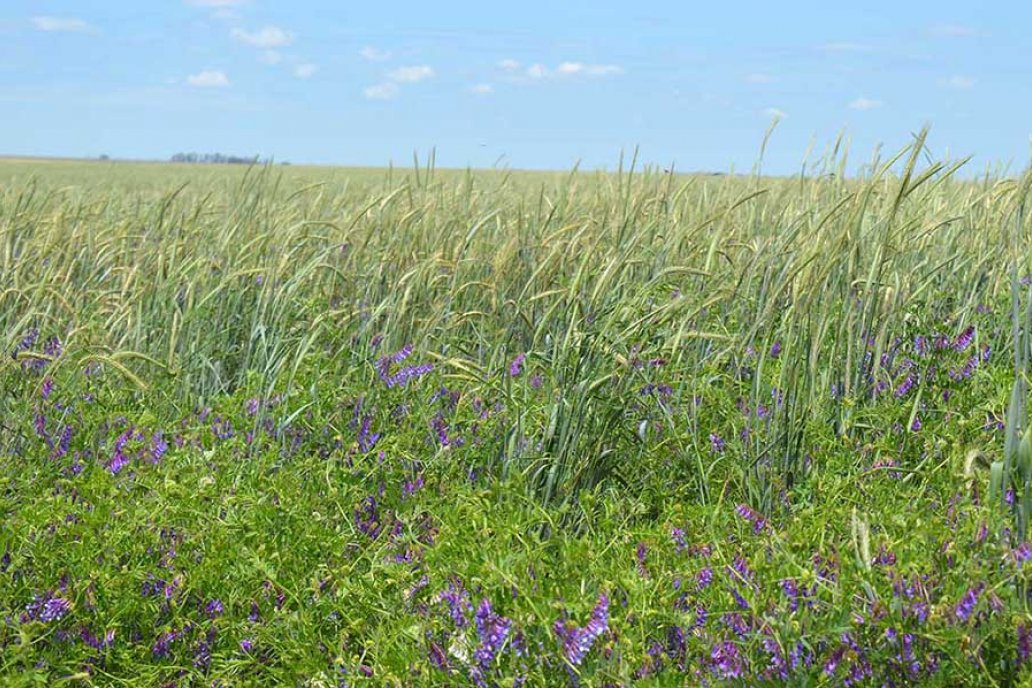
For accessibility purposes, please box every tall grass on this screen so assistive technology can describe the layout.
[2,138,1030,508]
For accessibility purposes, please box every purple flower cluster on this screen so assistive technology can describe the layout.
[554,592,609,667]
[470,598,514,683]
[385,363,434,389]
[508,353,526,377]
[375,344,434,388]
[734,504,768,533]
[357,415,381,453]
[954,583,983,623]
[354,496,384,539]
[24,592,72,623]
[438,579,474,629]
[953,325,975,352]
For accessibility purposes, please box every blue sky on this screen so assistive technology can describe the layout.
[1,1,1030,173]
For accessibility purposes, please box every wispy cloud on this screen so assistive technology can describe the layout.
[941,74,976,89]
[928,24,981,38]
[231,26,293,48]
[359,46,391,62]
[294,63,318,79]
[30,16,93,33]
[523,61,623,80]
[746,73,775,84]
[469,83,494,95]
[210,8,241,21]
[556,62,623,77]
[387,65,434,83]
[364,82,399,100]
[526,63,548,79]
[848,96,883,110]
[498,59,521,71]
[259,50,282,65]
[187,70,230,87]
[763,107,787,119]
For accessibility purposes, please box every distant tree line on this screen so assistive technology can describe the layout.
[170,152,271,165]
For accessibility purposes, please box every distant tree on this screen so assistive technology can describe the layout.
[99,154,110,161]
[170,152,266,165]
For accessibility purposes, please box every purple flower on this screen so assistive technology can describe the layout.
[377,343,413,380]
[554,592,609,667]
[697,566,714,590]
[150,431,168,463]
[439,579,473,629]
[357,415,381,453]
[53,424,73,459]
[205,599,224,618]
[41,377,55,399]
[914,335,928,357]
[781,578,801,612]
[955,584,983,623]
[1019,624,1032,664]
[354,496,383,539]
[671,527,687,552]
[509,353,526,377]
[635,542,649,577]
[25,594,71,623]
[385,363,434,389]
[734,504,767,533]
[472,598,513,673]
[728,554,753,584]
[894,374,915,398]
[240,638,254,652]
[910,416,922,432]
[11,328,39,360]
[953,325,975,352]
[81,627,115,650]
[710,640,746,679]
[709,433,725,454]
[769,341,782,358]
[152,628,179,658]
[873,545,896,567]
[106,448,129,474]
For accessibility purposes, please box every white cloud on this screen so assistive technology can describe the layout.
[763,107,787,118]
[746,72,775,84]
[523,61,624,80]
[30,16,92,32]
[210,8,241,21]
[388,65,434,82]
[556,62,623,77]
[929,24,980,38]
[259,50,282,65]
[848,97,883,110]
[498,58,521,71]
[187,0,246,6]
[364,82,399,100]
[469,83,494,94]
[187,70,230,87]
[231,26,294,48]
[526,63,548,79]
[359,46,391,62]
[941,74,976,89]
[294,63,318,79]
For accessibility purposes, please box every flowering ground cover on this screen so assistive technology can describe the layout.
[2,145,1032,685]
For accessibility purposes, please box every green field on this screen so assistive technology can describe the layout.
[3,141,1032,686]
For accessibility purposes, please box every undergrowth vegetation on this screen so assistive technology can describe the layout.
[3,136,1032,685]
